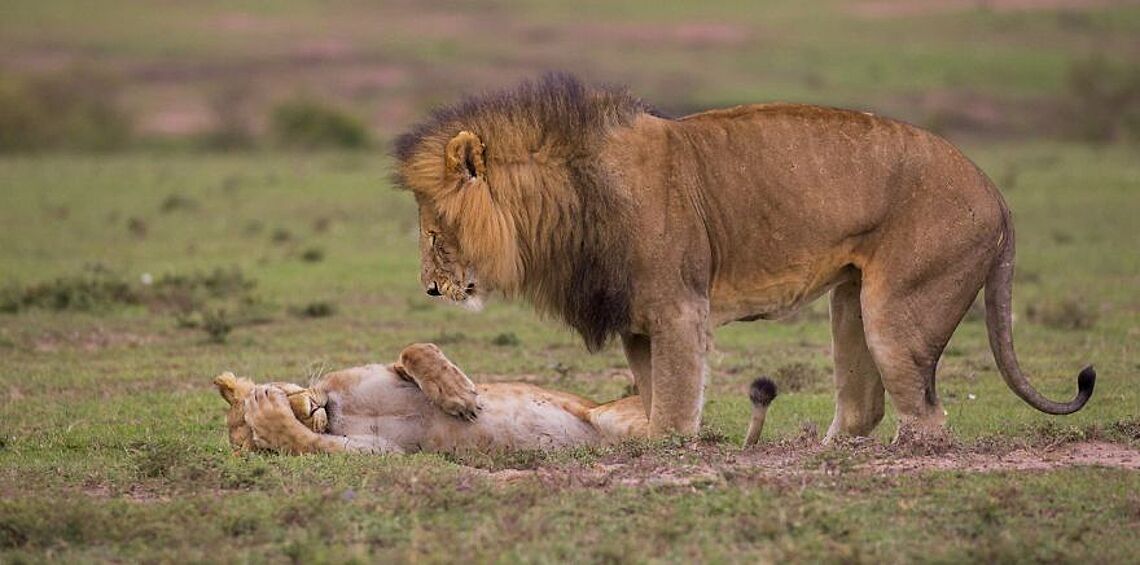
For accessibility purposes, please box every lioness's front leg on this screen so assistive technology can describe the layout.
[244,386,383,454]
[395,343,481,421]
[646,301,711,436]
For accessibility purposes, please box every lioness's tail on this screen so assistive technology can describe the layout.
[743,377,778,448]
[984,210,1095,414]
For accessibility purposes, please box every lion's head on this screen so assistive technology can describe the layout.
[213,372,329,451]
[393,74,650,351]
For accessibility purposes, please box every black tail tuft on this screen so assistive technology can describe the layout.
[1078,365,1096,396]
[749,377,778,407]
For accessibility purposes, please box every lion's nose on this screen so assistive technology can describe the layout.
[426,282,442,297]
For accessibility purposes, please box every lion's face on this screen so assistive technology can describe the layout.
[417,200,484,311]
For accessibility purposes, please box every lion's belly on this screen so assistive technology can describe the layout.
[710,260,857,326]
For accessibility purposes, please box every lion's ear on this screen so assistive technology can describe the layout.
[445,131,485,180]
[213,372,253,406]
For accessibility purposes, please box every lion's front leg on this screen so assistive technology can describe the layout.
[646,302,711,436]
[621,333,653,417]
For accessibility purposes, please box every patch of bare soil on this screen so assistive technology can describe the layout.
[570,22,754,48]
[865,441,1140,474]
[480,440,1140,489]
[32,328,155,352]
[850,0,1134,19]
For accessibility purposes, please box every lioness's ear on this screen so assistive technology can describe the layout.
[213,372,253,406]
[445,131,485,180]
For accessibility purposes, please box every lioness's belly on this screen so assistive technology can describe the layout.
[423,385,601,451]
[320,369,600,453]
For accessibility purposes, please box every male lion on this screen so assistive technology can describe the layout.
[393,74,1094,440]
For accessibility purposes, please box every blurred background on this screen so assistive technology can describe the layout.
[0,0,1136,407]
[2,0,1139,152]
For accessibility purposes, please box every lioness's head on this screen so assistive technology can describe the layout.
[213,372,329,451]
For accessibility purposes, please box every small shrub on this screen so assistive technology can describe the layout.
[491,332,520,347]
[1063,56,1140,142]
[1026,297,1098,331]
[774,362,828,393]
[203,309,233,343]
[158,193,199,213]
[127,217,148,238]
[434,330,467,345]
[300,247,325,263]
[270,98,370,149]
[0,68,132,152]
[271,228,293,244]
[291,301,336,318]
[4,268,138,313]
[148,267,257,311]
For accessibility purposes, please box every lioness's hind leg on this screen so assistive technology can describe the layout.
[824,280,885,442]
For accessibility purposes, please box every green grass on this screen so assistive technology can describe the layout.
[1,144,1137,561]
[2,0,1140,560]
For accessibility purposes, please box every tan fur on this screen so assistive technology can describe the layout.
[394,74,1095,441]
[214,344,650,455]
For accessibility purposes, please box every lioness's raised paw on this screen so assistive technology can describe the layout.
[396,343,482,421]
[243,385,314,452]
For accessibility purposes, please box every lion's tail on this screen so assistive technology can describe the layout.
[984,208,1095,415]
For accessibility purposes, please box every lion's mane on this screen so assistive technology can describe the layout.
[393,74,662,351]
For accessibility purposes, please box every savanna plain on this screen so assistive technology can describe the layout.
[1,0,1139,562]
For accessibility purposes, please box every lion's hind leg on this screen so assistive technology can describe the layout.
[824,280,886,442]
[859,259,988,440]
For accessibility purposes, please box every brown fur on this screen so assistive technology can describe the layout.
[395,74,1095,440]
[395,74,652,350]
[214,344,655,455]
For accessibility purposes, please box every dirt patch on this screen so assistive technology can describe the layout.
[570,22,754,48]
[32,328,156,352]
[866,441,1140,474]
[479,440,1140,489]
[850,0,1131,19]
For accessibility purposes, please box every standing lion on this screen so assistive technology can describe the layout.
[393,73,1094,440]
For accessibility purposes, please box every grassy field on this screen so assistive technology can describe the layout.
[2,0,1140,562]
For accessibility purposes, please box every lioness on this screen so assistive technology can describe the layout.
[394,74,1094,440]
[215,344,643,454]
[214,343,776,454]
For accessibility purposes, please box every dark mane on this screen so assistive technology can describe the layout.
[393,73,658,351]
[391,72,659,174]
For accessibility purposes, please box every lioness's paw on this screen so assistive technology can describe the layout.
[437,384,481,422]
[398,343,482,421]
[243,385,309,449]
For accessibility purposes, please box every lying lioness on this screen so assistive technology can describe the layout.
[214,343,777,454]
